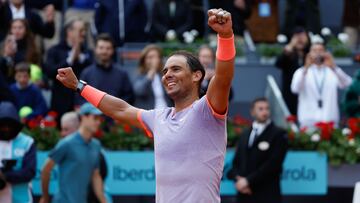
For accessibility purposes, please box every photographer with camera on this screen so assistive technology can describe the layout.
[291,43,353,128]
[0,102,36,203]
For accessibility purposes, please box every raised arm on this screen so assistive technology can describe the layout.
[56,67,142,128]
[206,9,235,115]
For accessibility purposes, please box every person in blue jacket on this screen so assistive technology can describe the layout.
[10,62,48,119]
[0,101,37,203]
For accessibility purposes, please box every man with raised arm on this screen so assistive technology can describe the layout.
[56,8,235,203]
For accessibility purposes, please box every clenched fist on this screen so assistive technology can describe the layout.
[208,8,233,38]
[56,67,78,91]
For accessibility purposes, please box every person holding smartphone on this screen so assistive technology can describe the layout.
[291,43,353,128]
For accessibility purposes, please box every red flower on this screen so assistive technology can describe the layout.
[123,124,133,134]
[41,120,57,128]
[28,119,39,129]
[315,122,334,140]
[348,118,360,135]
[288,131,295,141]
[47,111,58,119]
[300,127,307,133]
[233,115,251,126]
[94,129,104,138]
[286,115,297,123]
[348,133,356,140]
[234,127,243,135]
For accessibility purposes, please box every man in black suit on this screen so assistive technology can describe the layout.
[227,97,288,203]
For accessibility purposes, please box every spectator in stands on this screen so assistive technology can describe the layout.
[198,45,233,100]
[0,34,17,84]
[209,0,252,38]
[45,18,93,121]
[9,62,48,119]
[77,33,134,106]
[0,0,55,41]
[60,111,80,137]
[282,0,321,37]
[40,103,106,203]
[342,0,360,50]
[150,0,192,42]
[291,43,352,128]
[65,0,97,49]
[227,98,288,203]
[343,70,360,118]
[134,44,172,109]
[0,70,15,103]
[9,19,40,65]
[275,27,310,115]
[0,102,37,203]
[94,0,148,46]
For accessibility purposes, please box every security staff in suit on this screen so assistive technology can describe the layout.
[227,97,288,203]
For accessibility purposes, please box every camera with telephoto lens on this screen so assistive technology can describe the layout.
[0,159,17,190]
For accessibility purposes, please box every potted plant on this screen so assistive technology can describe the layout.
[257,43,283,65]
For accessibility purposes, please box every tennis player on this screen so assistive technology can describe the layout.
[56,8,235,203]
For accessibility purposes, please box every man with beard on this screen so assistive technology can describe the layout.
[56,8,235,202]
[76,33,134,106]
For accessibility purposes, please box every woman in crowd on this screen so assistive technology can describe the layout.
[9,19,40,65]
[275,27,311,115]
[198,45,233,100]
[133,44,172,109]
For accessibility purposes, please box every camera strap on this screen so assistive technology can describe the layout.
[312,67,326,108]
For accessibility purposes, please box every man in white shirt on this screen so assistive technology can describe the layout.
[291,43,352,128]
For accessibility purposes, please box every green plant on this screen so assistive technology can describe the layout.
[227,115,251,147]
[22,111,60,150]
[326,36,352,57]
[287,117,360,166]
[331,46,352,57]
[98,124,153,150]
[23,126,60,150]
[257,43,283,58]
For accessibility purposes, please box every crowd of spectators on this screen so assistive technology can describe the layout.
[0,1,359,202]
[0,0,359,130]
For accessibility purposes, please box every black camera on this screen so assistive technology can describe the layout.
[314,55,325,65]
[0,159,17,190]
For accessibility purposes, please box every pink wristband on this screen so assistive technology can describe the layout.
[216,34,236,61]
[80,85,106,107]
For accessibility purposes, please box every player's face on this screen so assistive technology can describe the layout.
[251,101,270,123]
[162,55,194,100]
